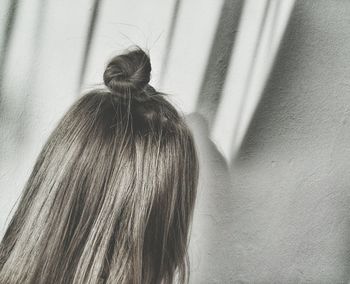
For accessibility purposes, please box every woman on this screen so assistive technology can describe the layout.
[0,48,199,284]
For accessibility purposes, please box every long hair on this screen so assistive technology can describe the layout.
[0,47,199,284]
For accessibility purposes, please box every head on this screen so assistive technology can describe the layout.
[0,47,199,283]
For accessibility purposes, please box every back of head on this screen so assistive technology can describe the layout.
[0,47,199,284]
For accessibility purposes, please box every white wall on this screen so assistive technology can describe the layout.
[1,0,350,283]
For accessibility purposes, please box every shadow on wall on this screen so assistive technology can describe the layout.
[231,0,350,282]
[186,0,350,283]
[0,0,49,236]
[186,112,241,283]
[185,0,245,282]
[0,0,23,182]
[78,0,102,90]
[195,0,244,129]
[0,0,19,93]
[236,2,304,161]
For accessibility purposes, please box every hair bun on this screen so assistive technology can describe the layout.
[103,48,151,96]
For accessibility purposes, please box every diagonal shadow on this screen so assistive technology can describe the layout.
[0,0,48,182]
[228,0,272,160]
[0,0,20,99]
[195,0,243,129]
[14,0,48,147]
[159,0,182,86]
[234,1,302,163]
[78,0,103,93]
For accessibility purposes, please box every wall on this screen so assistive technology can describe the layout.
[188,0,350,283]
[1,0,350,283]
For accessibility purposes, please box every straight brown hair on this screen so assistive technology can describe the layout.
[0,47,199,283]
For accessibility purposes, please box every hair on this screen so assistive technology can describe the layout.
[0,47,199,284]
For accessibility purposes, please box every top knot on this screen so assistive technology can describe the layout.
[103,48,152,98]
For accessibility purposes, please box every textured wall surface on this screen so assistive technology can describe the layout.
[1,0,350,283]
[189,0,350,283]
